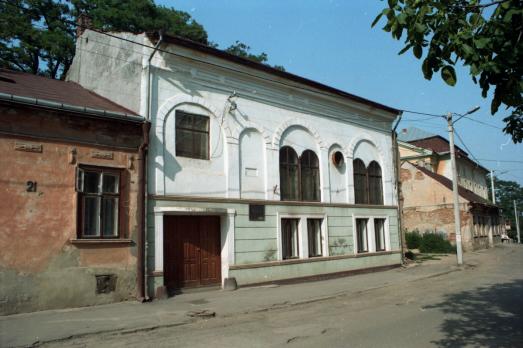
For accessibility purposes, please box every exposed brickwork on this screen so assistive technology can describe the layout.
[0,105,143,314]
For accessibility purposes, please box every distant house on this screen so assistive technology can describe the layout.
[67,29,403,297]
[398,127,502,251]
[0,69,147,314]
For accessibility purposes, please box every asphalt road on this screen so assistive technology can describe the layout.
[44,246,523,348]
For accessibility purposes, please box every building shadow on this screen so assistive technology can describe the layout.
[426,279,523,347]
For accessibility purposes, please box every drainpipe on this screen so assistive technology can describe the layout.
[138,31,163,302]
[137,121,151,301]
[392,112,405,263]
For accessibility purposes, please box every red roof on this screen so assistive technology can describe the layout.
[408,135,468,157]
[412,163,493,206]
[0,69,138,115]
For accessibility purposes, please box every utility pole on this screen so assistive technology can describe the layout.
[490,170,496,204]
[515,200,521,244]
[448,112,464,265]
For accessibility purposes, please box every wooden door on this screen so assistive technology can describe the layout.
[164,215,221,289]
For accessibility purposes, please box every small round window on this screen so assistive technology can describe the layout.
[332,151,344,168]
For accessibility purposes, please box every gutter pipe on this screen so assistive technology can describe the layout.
[0,92,142,123]
[138,31,163,302]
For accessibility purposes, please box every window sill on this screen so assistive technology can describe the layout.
[70,239,134,245]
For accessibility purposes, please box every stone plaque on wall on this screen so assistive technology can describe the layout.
[14,141,42,153]
[91,151,114,160]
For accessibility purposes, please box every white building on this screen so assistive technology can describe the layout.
[68,29,403,297]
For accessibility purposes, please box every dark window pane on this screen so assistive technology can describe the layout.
[374,218,386,251]
[280,147,299,201]
[307,219,323,257]
[353,159,368,204]
[176,112,193,129]
[102,197,118,237]
[102,174,119,193]
[356,218,368,253]
[176,129,194,157]
[282,218,299,259]
[175,111,210,159]
[192,115,209,132]
[83,196,100,236]
[368,161,383,205]
[192,132,209,159]
[300,150,320,202]
[84,171,100,193]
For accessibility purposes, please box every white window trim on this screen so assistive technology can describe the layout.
[277,212,329,261]
[352,215,390,254]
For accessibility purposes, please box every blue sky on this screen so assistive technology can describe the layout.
[159,0,522,185]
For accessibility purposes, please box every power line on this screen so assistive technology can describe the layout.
[454,128,482,165]
[476,159,523,164]
[463,115,503,130]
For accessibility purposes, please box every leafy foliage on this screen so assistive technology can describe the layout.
[373,0,523,143]
[419,233,456,253]
[0,0,75,79]
[405,230,422,249]
[225,41,286,71]
[489,176,523,239]
[1,0,284,79]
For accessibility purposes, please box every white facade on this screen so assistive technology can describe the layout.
[68,30,398,203]
[68,30,402,291]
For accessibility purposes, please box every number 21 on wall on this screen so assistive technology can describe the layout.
[26,181,37,192]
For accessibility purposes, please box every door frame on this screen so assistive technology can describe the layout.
[153,206,236,288]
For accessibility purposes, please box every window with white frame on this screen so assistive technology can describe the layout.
[281,218,300,259]
[355,217,388,254]
[307,218,323,257]
[280,216,326,260]
[356,218,369,253]
[76,166,120,238]
[374,218,386,251]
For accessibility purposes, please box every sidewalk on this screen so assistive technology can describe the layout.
[1,249,491,348]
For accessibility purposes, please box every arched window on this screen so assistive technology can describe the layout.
[280,147,320,201]
[368,161,383,205]
[300,150,320,201]
[353,159,383,205]
[353,159,368,204]
[280,146,299,201]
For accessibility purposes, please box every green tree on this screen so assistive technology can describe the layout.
[490,177,523,239]
[373,0,523,143]
[0,0,75,79]
[1,0,284,79]
[224,41,286,71]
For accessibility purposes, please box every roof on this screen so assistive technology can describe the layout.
[398,127,436,142]
[0,69,139,117]
[412,163,493,206]
[408,135,468,157]
[146,32,400,116]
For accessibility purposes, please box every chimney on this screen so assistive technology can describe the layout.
[76,13,92,38]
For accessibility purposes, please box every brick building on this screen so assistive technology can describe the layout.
[398,128,502,251]
[0,70,148,314]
